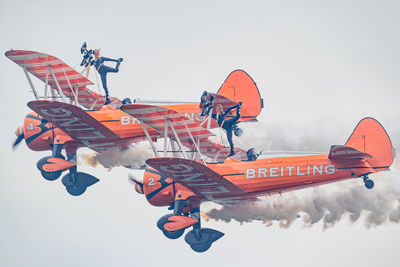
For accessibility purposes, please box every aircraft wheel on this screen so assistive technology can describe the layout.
[66,185,87,196]
[364,179,374,189]
[185,228,224,253]
[162,229,185,239]
[41,170,62,181]
[190,242,212,253]
[234,127,243,137]
[37,156,62,181]
[157,214,185,239]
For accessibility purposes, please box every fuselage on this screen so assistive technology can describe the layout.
[141,153,373,207]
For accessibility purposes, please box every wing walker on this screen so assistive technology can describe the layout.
[7,45,263,196]
[7,45,394,253]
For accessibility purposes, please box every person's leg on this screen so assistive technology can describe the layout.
[99,71,110,104]
[226,127,234,156]
[100,72,109,96]
[224,108,241,125]
[101,65,119,73]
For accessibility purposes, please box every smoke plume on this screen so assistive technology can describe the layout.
[204,118,400,229]
[80,145,152,170]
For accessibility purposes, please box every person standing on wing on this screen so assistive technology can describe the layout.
[212,102,242,157]
[200,90,215,117]
[93,49,123,105]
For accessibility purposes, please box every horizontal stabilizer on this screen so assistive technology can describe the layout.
[328,145,373,161]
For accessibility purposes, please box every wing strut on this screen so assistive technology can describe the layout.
[44,66,49,100]
[182,119,207,165]
[166,118,189,159]
[22,66,39,100]
[48,65,66,102]
[139,120,159,157]
[164,119,168,157]
[62,68,78,105]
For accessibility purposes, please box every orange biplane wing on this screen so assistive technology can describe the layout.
[121,104,213,140]
[28,100,121,152]
[146,157,246,203]
[6,50,121,110]
[121,104,246,162]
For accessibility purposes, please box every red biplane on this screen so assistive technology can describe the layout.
[132,117,395,252]
[7,50,263,196]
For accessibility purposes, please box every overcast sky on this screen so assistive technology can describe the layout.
[1,1,400,266]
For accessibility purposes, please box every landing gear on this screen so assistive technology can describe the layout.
[36,144,67,180]
[37,156,63,181]
[61,168,99,197]
[36,144,99,196]
[361,174,375,189]
[157,203,224,252]
[185,228,224,253]
[157,214,185,239]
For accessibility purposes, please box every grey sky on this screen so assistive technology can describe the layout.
[1,1,400,266]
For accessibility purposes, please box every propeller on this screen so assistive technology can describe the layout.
[128,173,144,194]
[128,173,143,186]
[12,126,24,150]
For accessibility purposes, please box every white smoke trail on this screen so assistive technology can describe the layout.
[203,165,400,229]
[80,145,152,171]
[204,116,400,229]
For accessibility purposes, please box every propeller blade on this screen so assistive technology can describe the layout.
[128,173,143,186]
[12,133,24,150]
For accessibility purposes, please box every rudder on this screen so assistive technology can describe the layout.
[345,117,394,169]
[217,69,263,119]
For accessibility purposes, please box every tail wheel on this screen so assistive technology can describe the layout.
[364,179,374,189]
[361,175,375,189]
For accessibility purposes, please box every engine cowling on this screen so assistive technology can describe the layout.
[143,167,175,207]
[23,112,54,151]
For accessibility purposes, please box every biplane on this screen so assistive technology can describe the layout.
[132,117,394,252]
[6,49,263,196]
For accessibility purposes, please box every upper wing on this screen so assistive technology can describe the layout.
[28,100,122,152]
[121,104,247,162]
[146,157,246,203]
[6,50,121,110]
[121,104,214,139]
[328,145,373,161]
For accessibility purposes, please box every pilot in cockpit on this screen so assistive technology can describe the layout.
[246,148,260,161]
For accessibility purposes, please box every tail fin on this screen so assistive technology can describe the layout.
[217,69,263,119]
[345,117,394,169]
